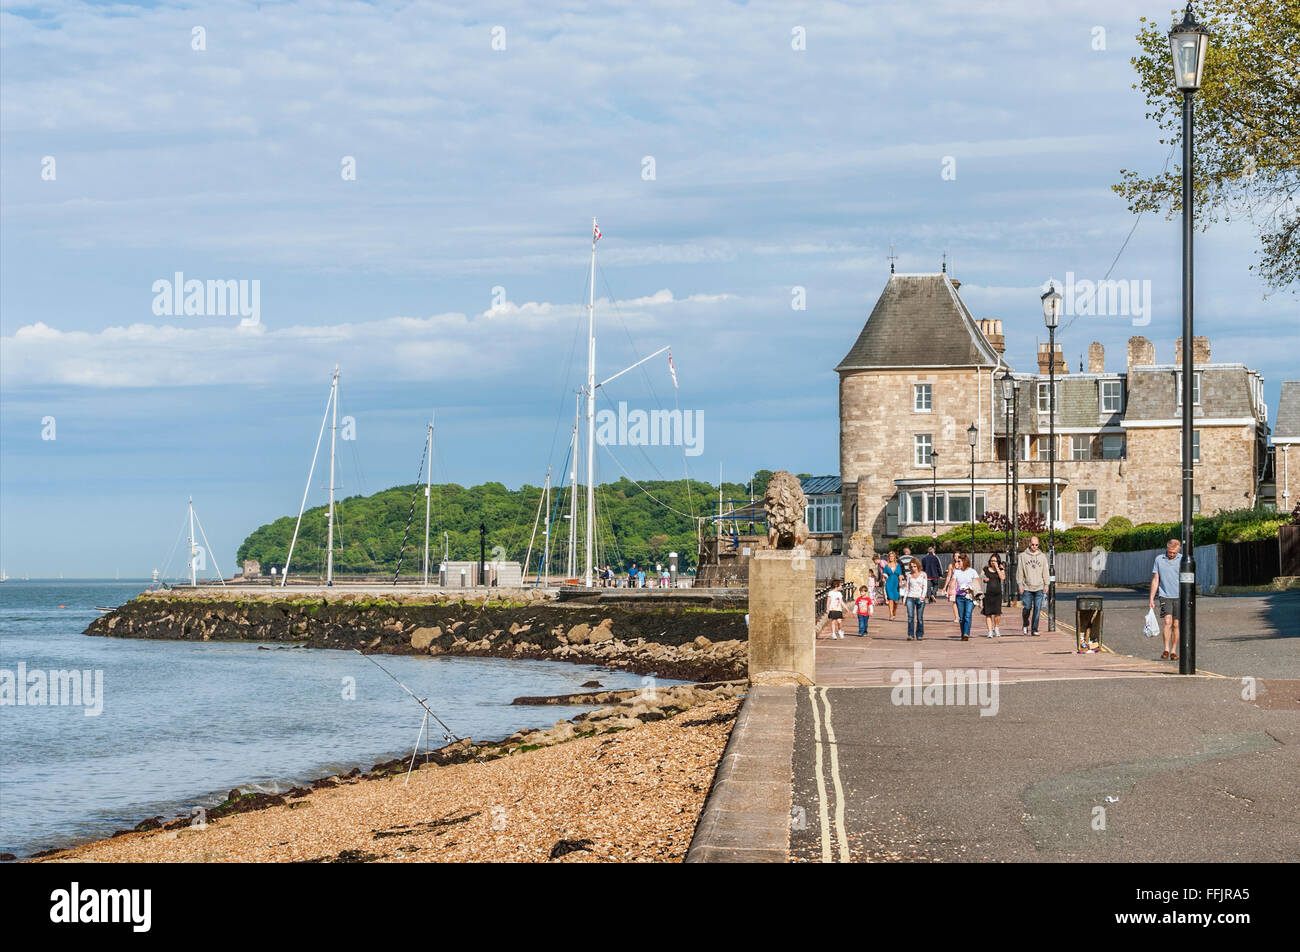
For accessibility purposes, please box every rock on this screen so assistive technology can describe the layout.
[693,635,711,650]
[581,680,602,688]
[567,623,591,645]
[588,622,614,643]
[409,626,441,650]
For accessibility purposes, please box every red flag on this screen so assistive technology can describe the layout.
[593,222,602,242]
[668,350,678,388]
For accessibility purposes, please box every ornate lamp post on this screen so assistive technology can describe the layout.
[1002,371,1021,599]
[967,422,978,563]
[1042,281,1063,632]
[1170,2,1210,674]
[930,449,940,539]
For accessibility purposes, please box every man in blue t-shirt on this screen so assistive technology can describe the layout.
[1149,538,1183,661]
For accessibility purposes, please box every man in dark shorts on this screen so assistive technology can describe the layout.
[1149,538,1182,661]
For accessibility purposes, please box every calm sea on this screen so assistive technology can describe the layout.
[0,580,668,858]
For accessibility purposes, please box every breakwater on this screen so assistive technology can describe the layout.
[85,589,748,682]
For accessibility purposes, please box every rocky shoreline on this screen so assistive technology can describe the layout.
[30,681,745,863]
[85,591,749,682]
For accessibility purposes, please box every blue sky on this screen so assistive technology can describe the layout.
[2,0,1296,577]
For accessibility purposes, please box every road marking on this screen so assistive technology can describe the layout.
[818,687,851,863]
[807,685,832,863]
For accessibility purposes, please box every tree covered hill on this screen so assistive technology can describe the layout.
[236,475,773,577]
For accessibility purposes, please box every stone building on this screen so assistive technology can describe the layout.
[836,271,1271,550]
[1274,381,1300,512]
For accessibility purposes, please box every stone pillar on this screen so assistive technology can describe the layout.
[747,548,816,684]
[843,557,875,594]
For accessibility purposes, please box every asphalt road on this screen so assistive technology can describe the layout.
[1064,588,1300,679]
[790,677,1299,862]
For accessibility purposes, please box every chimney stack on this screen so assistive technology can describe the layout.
[978,319,1005,356]
[1037,341,1067,375]
[1088,341,1105,374]
[1175,335,1211,365]
[1127,335,1155,370]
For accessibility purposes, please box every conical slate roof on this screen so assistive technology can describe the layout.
[835,273,1001,372]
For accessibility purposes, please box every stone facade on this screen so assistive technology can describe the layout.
[836,273,1271,550]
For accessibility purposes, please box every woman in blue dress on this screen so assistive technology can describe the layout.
[882,550,903,620]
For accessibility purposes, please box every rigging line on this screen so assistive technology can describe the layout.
[191,508,227,586]
[598,441,702,520]
[159,509,189,581]
[594,385,670,482]
[597,263,667,412]
[1061,141,1178,335]
[392,429,430,584]
[543,260,595,475]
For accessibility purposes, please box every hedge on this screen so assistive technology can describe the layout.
[887,506,1287,555]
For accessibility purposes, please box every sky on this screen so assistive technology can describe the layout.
[2,0,1297,578]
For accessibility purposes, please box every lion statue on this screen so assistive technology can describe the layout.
[764,470,809,549]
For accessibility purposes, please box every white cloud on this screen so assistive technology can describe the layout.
[0,289,741,389]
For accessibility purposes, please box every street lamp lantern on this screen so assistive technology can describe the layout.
[966,422,978,448]
[1041,282,1062,329]
[1169,3,1210,92]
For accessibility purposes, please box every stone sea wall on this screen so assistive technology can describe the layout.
[85,591,748,682]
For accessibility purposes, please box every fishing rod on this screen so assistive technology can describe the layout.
[354,649,461,782]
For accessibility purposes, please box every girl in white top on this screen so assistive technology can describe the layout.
[825,580,846,640]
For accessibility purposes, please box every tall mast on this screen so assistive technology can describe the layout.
[325,364,339,585]
[423,413,434,586]
[543,470,551,587]
[568,391,579,579]
[188,496,197,587]
[584,217,598,587]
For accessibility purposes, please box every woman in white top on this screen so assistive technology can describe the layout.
[902,560,929,641]
[951,554,980,641]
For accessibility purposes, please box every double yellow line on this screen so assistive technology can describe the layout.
[807,686,850,863]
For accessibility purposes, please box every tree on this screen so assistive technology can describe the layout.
[1113,1,1300,291]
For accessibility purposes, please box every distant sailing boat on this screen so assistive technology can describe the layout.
[0,567,7,583]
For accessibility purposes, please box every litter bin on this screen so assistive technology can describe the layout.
[1075,596,1103,653]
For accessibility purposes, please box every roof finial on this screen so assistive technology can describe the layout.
[941,252,947,274]
[887,243,898,274]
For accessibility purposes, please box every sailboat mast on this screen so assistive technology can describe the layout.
[584,217,597,588]
[568,391,579,579]
[325,364,339,585]
[188,496,197,587]
[423,414,433,586]
[543,471,551,587]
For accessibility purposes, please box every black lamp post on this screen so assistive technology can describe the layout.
[967,422,978,563]
[479,522,487,586]
[1002,371,1021,600]
[1042,281,1063,632]
[930,449,940,539]
[1171,2,1209,675]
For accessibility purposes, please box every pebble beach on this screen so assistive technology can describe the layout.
[39,694,742,864]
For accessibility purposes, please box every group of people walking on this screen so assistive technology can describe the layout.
[821,535,1055,643]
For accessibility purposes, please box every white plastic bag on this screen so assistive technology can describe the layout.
[1143,608,1160,638]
